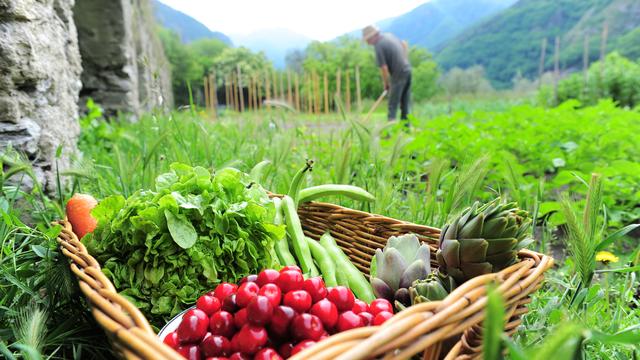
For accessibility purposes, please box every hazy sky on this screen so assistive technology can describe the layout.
[157,0,427,41]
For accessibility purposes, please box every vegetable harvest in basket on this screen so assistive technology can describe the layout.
[85,163,285,322]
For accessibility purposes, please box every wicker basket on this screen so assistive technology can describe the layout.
[57,200,553,360]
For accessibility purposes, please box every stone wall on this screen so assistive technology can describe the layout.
[0,0,82,190]
[74,0,173,118]
[0,0,172,191]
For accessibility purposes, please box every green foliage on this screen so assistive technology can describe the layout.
[86,164,282,325]
[550,52,640,107]
[0,170,113,359]
[439,65,494,96]
[211,46,273,82]
[157,28,217,106]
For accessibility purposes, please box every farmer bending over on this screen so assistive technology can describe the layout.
[363,25,412,123]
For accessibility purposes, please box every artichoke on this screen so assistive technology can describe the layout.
[370,234,432,305]
[436,198,532,284]
[409,272,456,304]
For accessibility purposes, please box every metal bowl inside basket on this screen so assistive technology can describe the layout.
[157,306,195,341]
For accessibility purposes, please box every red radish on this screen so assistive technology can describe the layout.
[254,348,283,360]
[283,290,312,313]
[229,353,251,360]
[336,311,363,332]
[276,270,304,293]
[233,308,248,328]
[221,294,238,313]
[369,299,393,316]
[213,283,238,301]
[373,311,394,325]
[280,265,302,273]
[258,284,282,307]
[302,277,328,303]
[269,305,296,338]
[327,286,355,311]
[177,309,208,343]
[291,340,316,356]
[352,299,369,314]
[257,269,280,286]
[239,274,258,284]
[247,295,273,326]
[278,343,295,358]
[291,313,324,341]
[309,299,338,329]
[358,312,373,326]
[66,194,98,239]
[177,344,201,360]
[209,311,235,338]
[200,333,231,357]
[231,325,267,355]
[162,331,179,349]
[197,294,222,316]
[236,282,260,308]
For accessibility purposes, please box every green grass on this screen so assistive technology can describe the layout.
[2,98,639,358]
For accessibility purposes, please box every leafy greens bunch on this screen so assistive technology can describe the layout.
[85,163,284,325]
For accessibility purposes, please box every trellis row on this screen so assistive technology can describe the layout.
[203,67,364,114]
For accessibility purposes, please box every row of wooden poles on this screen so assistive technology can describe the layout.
[203,65,364,116]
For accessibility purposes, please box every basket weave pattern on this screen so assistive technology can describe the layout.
[57,200,553,360]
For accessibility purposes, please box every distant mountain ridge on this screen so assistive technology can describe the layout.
[152,0,232,44]
[435,0,640,88]
[382,0,518,50]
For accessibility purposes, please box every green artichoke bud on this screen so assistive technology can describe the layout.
[436,198,532,284]
[370,234,432,304]
[409,272,456,304]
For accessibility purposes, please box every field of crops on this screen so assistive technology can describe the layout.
[1,98,639,359]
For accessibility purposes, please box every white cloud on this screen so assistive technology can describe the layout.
[157,0,427,41]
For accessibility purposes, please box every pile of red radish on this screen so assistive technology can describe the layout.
[162,266,394,360]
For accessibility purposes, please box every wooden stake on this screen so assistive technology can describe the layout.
[225,75,230,109]
[272,71,279,100]
[265,70,271,104]
[583,33,590,86]
[345,69,351,113]
[323,72,329,114]
[553,36,560,104]
[294,73,300,112]
[355,66,362,113]
[204,76,210,110]
[253,76,259,110]
[311,71,318,115]
[538,38,547,89]
[236,65,244,112]
[306,73,312,113]
[209,73,217,118]
[335,69,341,105]
[279,72,285,100]
[287,71,293,105]
[232,73,239,112]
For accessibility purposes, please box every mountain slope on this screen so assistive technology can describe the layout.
[152,0,232,44]
[435,0,640,88]
[232,29,312,69]
[383,0,518,50]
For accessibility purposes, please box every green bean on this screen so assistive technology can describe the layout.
[249,160,272,184]
[298,185,375,203]
[306,237,338,286]
[288,160,314,206]
[273,197,296,266]
[282,195,318,276]
[319,232,375,302]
